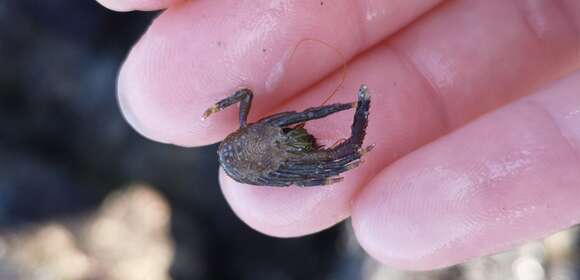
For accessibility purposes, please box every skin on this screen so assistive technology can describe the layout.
[99,0,580,270]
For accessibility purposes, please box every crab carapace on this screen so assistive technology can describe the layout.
[202,85,373,187]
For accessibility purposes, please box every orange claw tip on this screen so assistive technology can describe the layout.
[360,144,375,155]
[324,177,344,185]
[201,105,219,120]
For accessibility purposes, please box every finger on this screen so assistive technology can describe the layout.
[353,69,580,270]
[96,0,184,12]
[117,0,444,146]
[221,0,580,237]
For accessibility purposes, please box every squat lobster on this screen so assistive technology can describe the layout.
[202,85,373,187]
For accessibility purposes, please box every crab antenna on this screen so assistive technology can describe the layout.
[287,38,348,106]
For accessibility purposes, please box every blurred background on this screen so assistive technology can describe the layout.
[0,1,578,279]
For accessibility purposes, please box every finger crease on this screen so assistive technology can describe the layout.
[388,44,451,133]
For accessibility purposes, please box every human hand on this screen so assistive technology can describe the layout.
[98,0,580,270]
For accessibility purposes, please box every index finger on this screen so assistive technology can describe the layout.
[117,0,444,146]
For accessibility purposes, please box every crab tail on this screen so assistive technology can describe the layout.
[346,84,370,149]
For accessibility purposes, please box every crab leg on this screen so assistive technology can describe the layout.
[266,103,355,127]
[202,88,253,127]
[269,85,372,186]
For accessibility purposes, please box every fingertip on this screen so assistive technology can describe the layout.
[95,0,130,12]
[96,0,184,12]
[117,71,153,142]
[117,28,237,146]
[115,0,286,147]
[117,39,185,145]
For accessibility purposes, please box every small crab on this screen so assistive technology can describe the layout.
[202,85,373,187]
